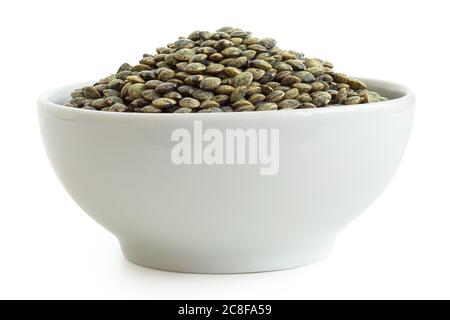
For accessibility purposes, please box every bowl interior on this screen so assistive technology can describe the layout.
[45,78,410,107]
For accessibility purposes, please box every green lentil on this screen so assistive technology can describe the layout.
[67,27,388,112]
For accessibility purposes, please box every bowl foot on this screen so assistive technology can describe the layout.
[119,239,334,274]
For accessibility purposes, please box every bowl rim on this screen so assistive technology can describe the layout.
[37,77,414,119]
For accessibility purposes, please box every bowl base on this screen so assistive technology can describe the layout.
[119,239,334,274]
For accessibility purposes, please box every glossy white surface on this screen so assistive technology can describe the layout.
[37,79,414,273]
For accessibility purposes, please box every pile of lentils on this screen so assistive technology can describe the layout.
[67,27,388,113]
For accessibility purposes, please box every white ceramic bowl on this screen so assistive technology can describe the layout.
[37,78,414,273]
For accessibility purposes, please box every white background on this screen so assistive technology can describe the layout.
[0,0,449,299]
